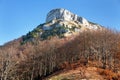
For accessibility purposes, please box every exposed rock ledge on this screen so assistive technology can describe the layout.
[46,8,89,26]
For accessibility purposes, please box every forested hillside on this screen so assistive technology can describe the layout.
[0,29,120,80]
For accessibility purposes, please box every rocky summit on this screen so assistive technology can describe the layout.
[46,8,88,24]
[23,8,103,42]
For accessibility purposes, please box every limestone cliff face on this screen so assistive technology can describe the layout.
[44,8,102,32]
[40,8,103,38]
[46,8,89,26]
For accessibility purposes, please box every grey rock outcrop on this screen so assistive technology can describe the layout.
[46,8,89,26]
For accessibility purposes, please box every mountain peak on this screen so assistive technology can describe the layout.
[46,8,89,26]
[22,8,103,43]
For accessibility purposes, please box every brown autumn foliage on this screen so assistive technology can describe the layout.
[0,29,120,80]
[97,68,120,80]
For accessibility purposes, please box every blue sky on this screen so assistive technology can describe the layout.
[0,0,120,45]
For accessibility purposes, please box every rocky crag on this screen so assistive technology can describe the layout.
[22,8,103,42]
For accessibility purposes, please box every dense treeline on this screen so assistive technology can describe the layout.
[0,29,120,80]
